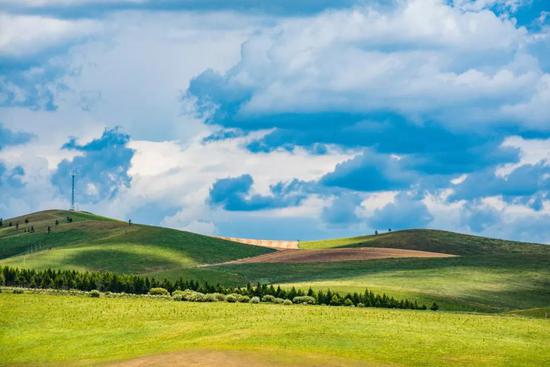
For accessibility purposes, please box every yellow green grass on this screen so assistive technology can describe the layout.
[1,292,549,367]
[2,209,549,312]
[0,209,272,282]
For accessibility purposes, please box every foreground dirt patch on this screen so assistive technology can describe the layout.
[104,349,371,367]
[224,247,454,264]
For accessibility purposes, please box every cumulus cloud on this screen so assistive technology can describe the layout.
[0,12,98,58]
[369,192,434,230]
[50,127,134,204]
[450,161,550,206]
[321,191,363,226]
[0,1,548,242]
[0,123,33,149]
[209,174,306,211]
[186,0,547,132]
[320,151,416,192]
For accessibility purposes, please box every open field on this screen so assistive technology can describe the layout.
[223,247,454,264]
[1,292,549,367]
[1,209,549,312]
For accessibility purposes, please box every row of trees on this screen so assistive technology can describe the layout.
[0,266,432,310]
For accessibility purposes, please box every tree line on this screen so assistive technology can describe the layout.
[0,266,435,310]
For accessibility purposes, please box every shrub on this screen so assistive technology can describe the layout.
[89,290,100,298]
[212,293,226,302]
[357,303,365,308]
[237,295,250,303]
[344,298,354,307]
[292,296,316,305]
[273,297,285,304]
[225,293,239,303]
[283,299,293,305]
[13,288,24,294]
[430,302,439,311]
[172,294,183,301]
[226,294,238,303]
[261,295,276,303]
[204,293,226,302]
[148,287,169,296]
[177,289,205,302]
[250,296,260,304]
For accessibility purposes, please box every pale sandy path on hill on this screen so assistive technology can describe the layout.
[216,236,299,250]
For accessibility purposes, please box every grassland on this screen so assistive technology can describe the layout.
[1,209,549,312]
[0,210,272,282]
[1,292,549,367]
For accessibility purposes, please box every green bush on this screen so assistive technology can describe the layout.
[261,295,276,303]
[172,294,183,301]
[204,293,226,302]
[357,303,365,308]
[226,294,238,303]
[250,296,260,304]
[273,297,285,304]
[177,289,205,302]
[148,287,169,296]
[344,298,354,306]
[430,302,439,311]
[13,288,24,294]
[283,299,293,305]
[237,295,250,303]
[293,296,316,305]
[89,290,101,298]
[212,293,226,301]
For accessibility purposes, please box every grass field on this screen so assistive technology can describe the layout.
[1,209,549,312]
[0,210,272,281]
[1,292,549,367]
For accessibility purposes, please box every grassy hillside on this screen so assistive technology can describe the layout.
[300,229,548,255]
[0,209,273,281]
[1,292,549,367]
[1,210,549,312]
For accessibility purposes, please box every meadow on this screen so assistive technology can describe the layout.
[1,291,549,367]
[1,210,549,312]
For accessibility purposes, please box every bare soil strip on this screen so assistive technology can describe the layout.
[223,247,454,264]
[216,236,299,250]
[104,350,372,367]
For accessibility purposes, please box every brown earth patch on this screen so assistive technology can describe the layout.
[104,349,373,367]
[224,247,455,264]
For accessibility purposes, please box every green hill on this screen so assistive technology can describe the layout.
[300,228,549,255]
[0,209,273,283]
[1,209,549,312]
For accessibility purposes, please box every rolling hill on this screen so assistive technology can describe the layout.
[1,209,549,312]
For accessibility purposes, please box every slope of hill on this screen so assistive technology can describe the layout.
[1,209,549,312]
[300,229,549,255]
[0,209,273,282]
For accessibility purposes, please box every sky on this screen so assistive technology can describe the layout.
[0,0,549,242]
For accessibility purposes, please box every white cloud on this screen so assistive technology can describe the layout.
[0,12,99,57]
[203,0,549,131]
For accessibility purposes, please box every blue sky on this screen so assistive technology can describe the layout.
[0,0,549,242]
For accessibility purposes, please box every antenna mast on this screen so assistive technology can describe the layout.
[71,170,76,211]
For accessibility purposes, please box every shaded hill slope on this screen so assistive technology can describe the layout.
[0,210,273,280]
[300,229,549,256]
[1,209,549,312]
